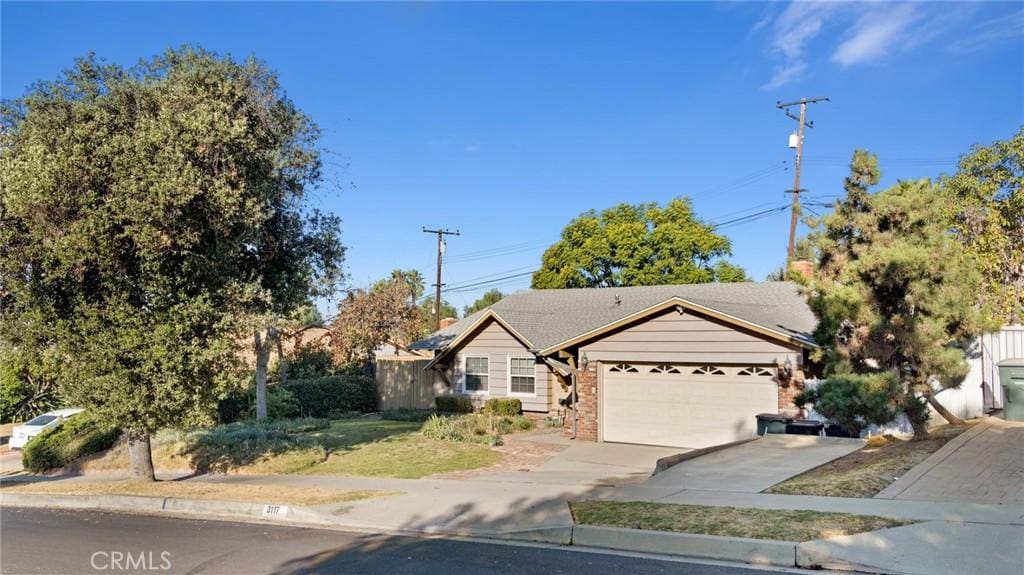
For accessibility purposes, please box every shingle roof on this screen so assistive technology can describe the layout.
[409,281,817,352]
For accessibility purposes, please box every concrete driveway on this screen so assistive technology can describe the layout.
[876,418,1024,504]
[468,430,680,487]
[637,434,864,494]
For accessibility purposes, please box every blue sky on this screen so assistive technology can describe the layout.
[3,2,1022,316]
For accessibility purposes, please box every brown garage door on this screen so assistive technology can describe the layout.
[601,363,777,448]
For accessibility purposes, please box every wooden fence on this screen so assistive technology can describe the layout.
[375,358,443,410]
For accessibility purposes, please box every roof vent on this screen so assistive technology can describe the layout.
[614,294,621,306]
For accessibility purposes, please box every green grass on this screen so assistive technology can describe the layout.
[570,501,913,542]
[80,417,503,479]
[765,423,972,498]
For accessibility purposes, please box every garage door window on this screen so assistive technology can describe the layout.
[464,356,489,392]
[509,357,535,395]
[692,365,725,375]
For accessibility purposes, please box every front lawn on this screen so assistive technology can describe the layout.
[1,479,388,506]
[765,423,973,498]
[569,501,913,542]
[79,416,503,479]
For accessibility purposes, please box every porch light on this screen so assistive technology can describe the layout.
[581,352,589,371]
[784,357,793,377]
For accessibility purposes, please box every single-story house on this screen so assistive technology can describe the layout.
[408,281,818,449]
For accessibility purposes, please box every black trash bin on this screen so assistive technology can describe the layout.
[785,420,824,435]
[756,413,791,435]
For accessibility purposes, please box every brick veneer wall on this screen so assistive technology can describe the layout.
[565,362,599,441]
[778,369,806,416]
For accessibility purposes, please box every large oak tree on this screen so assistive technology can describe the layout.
[0,48,342,479]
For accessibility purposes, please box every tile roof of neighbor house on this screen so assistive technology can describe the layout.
[408,281,817,352]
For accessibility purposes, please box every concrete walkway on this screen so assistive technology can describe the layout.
[798,521,1024,575]
[877,418,1024,504]
[643,434,863,493]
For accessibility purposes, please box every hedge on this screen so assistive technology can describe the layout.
[435,395,474,414]
[285,375,376,418]
[483,398,522,416]
[22,414,121,473]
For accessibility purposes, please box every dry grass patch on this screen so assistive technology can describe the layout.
[0,479,390,506]
[570,501,912,542]
[766,423,973,498]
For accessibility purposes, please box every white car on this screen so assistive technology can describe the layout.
[8,408,85,450]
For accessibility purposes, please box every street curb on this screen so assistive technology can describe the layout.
[0,492,570,545]
[570,525,797,567]
[795,540,893,574]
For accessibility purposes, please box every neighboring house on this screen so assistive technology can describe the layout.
[408,282,817,449]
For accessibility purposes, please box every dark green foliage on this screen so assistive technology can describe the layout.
[0,363,31,424]
[216,388,252,424]
[435,395,475,414]
[464,289,504,316]
[271,344,337,383]
[21,415,121,473]
[483,398,522,416]
[795,374,902,436]
[285,375,376,418]
[380,408,435,422]
[254,387,300,420]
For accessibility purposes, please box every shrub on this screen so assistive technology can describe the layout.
[217,387,251,424]
[271,344,337,383]
[483,398,521,416]
[182,418,327,473]
[421,414,465,442]
[795,373,902,436]
[381,408,435,422]
[22,414,121,473]
[435,395,474,414]
[285,375,376,418]
[256,387,300,420]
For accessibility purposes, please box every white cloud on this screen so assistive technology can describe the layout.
[464,144,479,153]
[761,60,808,91]
[758,2,1010,89]
[831,4,921,67]
[949,8,1024,53]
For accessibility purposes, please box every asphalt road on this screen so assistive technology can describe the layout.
[1,507,798,575]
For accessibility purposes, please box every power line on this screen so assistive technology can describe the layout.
[443,270,537,293]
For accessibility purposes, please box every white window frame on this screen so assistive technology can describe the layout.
[461,355,490,395]
[507,356,537,397]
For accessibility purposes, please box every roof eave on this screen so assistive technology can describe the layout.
[536,297,817,356]
[423,309,535,370]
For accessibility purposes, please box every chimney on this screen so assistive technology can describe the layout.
[789,259,814,280]
[439,317,458,329]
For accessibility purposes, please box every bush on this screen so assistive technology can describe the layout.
[421,414,465,442]
[795,373,902,436]
[483,398,521,416]
[381,408,435,422]
[435,395,474,414]
[285,375,376,418]
[251,387,300,420]
[22,414,121,473]
[217,387,251,424]
[271,344,337,383]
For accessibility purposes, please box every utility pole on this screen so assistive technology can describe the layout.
[777,96,829,261]
[422,226,460,331]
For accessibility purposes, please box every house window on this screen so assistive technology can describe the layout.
[464,356,489,392]
[509,357,536,395]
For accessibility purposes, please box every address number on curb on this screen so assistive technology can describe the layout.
[262,504,290,518]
